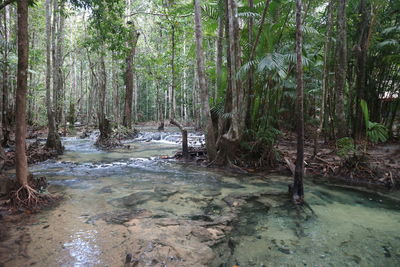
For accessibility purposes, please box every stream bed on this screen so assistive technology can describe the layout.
[1,132,400,266]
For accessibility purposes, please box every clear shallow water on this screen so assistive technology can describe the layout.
[1,134,400,266]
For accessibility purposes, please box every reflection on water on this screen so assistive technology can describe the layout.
[63,230,101,266]
[2,133,400,266]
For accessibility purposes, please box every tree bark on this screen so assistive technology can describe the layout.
[123,22,139,129]
[226,0,239,140]
[170,24,176,119]
[170,118,188,159]
[215,15,224,104]
[353,0,371,139]
[15,0,29,186]
[245,0,254,129]
[56,3,65,124]
[335,0,347,138]
[292,0,305,205]
[45,0,62,153]
[314,0,333,155]
[51,0,58,125]
[98,54,110,141]
[194,0,217,162]
[2,6,10,146]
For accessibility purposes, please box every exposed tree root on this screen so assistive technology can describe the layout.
[94,137,124,150]
[8,175,55,210]
[11,184,40,208]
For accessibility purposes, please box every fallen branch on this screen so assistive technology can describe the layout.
[284,157,295,175]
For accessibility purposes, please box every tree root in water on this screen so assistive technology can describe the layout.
[8,176,55,210]
[11,185,41,208]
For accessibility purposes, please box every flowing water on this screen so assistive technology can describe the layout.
[1,130,400,267]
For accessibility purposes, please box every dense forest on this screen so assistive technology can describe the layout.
[0,0,399,265]
[0,0,399,202]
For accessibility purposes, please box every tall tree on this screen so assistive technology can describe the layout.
[335,0,347,138]
[292,0,305,205]
[14,0,37,203]
[170,24,176,119]
[315,0,334,155]
[215,11,224,104]
[353,0,371,139]
[194,0,217,161]
[123,21,140,129]
[45,0,63,153]
[97,53,111,142]
[2,5,10,146]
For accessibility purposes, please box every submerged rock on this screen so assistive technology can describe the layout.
[121,192,157,207]
[154,186,178,197]
[88,209,152,225]
[99,186,113,194]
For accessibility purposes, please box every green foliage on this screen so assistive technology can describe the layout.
[254,127,281,147]
[336,137,357,158]
[360,99,388,143]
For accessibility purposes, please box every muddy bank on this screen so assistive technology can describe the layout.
[276,132,400,189]
[174,132,400,190]
[4,141,60,169]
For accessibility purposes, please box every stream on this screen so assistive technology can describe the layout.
[1,129,400,267]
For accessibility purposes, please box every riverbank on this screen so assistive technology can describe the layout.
[275,132,400,189]
[0,129,400,266]
[175,131,400,189]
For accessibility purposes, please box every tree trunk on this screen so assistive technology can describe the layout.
[314,0,333,155]
[227,0,239,140]
[2,6,10,147]
[170,25,176,119]
[170,118,189,159]
[246,0,254,129]
[194,0,217,162]
[15,0,29,186]
[52,0,58,125]
[335,0,347,138]
[98,54,110,141]
[56,3,65,125]
[292,0,305,205]
[45,0,62,153]
[353,0,371,139]
[123,22,139,129]
[215,15,224,104]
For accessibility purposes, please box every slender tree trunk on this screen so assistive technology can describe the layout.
[314,0,333,155]
[227,0,239,139]
[51,0,58,125]
[335,0,347,138]
[99,55,107,137]
[292,0,305,205]
[2,6,10,147]
[170,25,176,119]
[353,0,371,139]
[134,72,138,122]
[45,0,62,153]
[15,0,29,186]
[194,0,217,161]
[123,22,139,129]
[56,4,65,125]
[215,15,224,104]
[245,0,254,129]
[246,0,272,130]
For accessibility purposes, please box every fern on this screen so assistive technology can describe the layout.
[360,99,388,144]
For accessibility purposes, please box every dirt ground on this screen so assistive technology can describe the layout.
[276,132,400,188]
